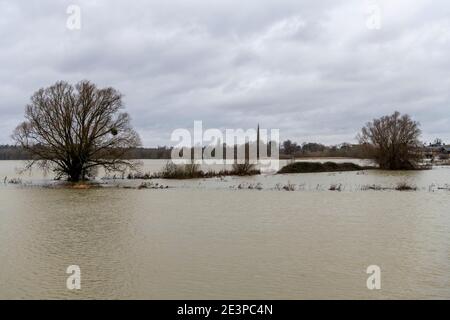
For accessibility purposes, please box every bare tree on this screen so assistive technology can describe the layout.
[13,81,141,181]
[358,111,422,170]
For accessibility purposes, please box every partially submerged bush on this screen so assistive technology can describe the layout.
[395,182,417,191]
[127,172,154,180]
[361,184,383,191]
[275,182,296,191]
[128,161,261,180]
[236,182,263,190]
[6,177,22,184]
[231,162,260,176]
[184,163,201,177]
[329,184,342,191]
[137,182,169,189]
[278,161,368,174]
[159,162,203,179]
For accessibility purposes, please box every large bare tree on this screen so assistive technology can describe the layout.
[358,111,422,170]
[13,81,141,181]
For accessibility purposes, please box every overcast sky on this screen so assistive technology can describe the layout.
[1,0,449,146]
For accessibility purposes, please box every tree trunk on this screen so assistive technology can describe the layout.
[68,162,83,182]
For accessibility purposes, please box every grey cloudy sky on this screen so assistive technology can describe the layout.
[1,0,449,146]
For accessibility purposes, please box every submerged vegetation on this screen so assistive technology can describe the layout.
[395,182,418,191]
[4,177,22,184]
[158,162,204,179]
[329,184,343,191]
[276,182,296,191]
[278,161,371,174]
[137,182,170,190]
[231,163,260,176]
[2,171,449,193]
[127,161,261,180]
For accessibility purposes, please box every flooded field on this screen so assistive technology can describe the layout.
[1,160,449,299]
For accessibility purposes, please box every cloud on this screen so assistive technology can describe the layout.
[1,0,449,146]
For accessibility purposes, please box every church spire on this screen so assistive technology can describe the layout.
[257,123,260,161]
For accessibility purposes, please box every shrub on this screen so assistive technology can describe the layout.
[395,182,417,191]
[278,161,366,174]
[128,161,261,180]
[7,177,22,184]
[361,184,383,191]
[329,184,342,191]
[159,162,203,179]
[231,162,260,176]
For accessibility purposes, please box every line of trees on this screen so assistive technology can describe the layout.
[279,141,366,158]
[0,145,31,160]
[0,142,363,161]
[0,145,174,161]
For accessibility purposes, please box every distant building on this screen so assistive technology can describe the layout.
[424,143,450,159]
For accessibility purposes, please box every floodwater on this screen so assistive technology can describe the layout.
[0,160,449,299]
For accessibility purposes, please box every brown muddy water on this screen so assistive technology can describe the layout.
[0,160,449,299]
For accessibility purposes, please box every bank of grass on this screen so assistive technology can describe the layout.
[278,161,373,174]
[128,162,261,180]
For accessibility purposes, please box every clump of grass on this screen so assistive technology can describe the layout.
[275,182,296,191]
[278,161,370,174]
[158,162,204,179]
[137,182,169,190]
[101,173,126,180]
[127,172,154,180]
[395,181,417,191]
[231,162,260,176]
[361,184,383,191]
[248,183,263,190]
[283,183,296,191]
[184,163,202,177]
[128,161,261,180]
[236,182,263,190]
[7,178,22,184]
[329,184,342,191]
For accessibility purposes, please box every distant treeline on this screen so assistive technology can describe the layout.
[0,145,32,160]
[279,141,366,159]
[0,145,173,160]
[0,142,366,160]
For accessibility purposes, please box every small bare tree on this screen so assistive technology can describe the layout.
[358,111,422,170]
[13,81,141,181]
